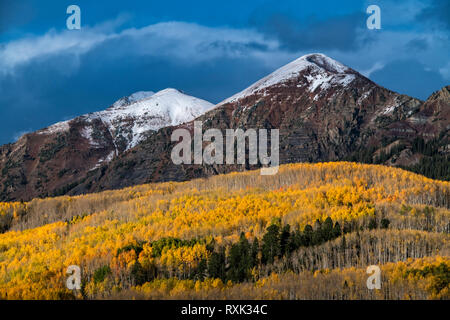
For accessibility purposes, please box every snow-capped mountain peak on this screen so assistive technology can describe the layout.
[303,53,350,73]
[220,53,356,104]
[38,88,214,153]
[112,91,155,108]
[90,88,214,150]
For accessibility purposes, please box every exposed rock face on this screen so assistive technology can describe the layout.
[1,54,448,201]
[0,89,213,200]
[69,54,448,195]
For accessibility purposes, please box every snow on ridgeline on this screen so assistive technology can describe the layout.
[99,88,214,128]
[112,91,155,108]
[34,53,359,149]
[37,88,215,150]
[220,53,356,104]
[93,88,215,150]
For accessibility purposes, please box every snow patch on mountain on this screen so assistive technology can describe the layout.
[220,53,355,104]
[90,151,115,171]
[382,104,398,115]
[380,97,402,115]
[90,88,214,150]
[80,126,103,148]
[103,88,214,128]
[357,88,373,105]
[38,88,214,153]
[37,120,70,135]
[112,91,155,108]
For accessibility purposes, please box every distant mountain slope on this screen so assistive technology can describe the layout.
[37,88,214,153]
[0,89,213,200]
[71,54,448,196]
[220,53,357,104]
[0,53,448,201]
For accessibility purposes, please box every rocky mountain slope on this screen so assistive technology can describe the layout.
[1,53,448,201]
[0,89,213,200]
[75,54,448,195]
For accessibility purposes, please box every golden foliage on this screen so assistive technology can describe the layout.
[0,162,448,299]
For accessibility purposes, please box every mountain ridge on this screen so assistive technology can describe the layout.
[0,53,448,201]
[35,88,214,152]
[220,53,358,105]
[0,88,214,200]
[68,55,447,196]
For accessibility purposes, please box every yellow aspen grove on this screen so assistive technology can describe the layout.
[0,162,448,299]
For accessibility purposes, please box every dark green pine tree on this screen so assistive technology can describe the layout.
[302,224,313,247]
[332,222,342,239]
[261,224,280,264]
[195,258,207,281]
[368,217,378,230]
[380,218,390,229]
[250,237,259,267]
[312,219,323,245]
[206,237,216,252]
[227,232,251,282]
[343,221,352,234]
[288,228,302,253]
[322,217,334,241]
[207,247,226,280]
[130,262,147,285]
[279,224,291,256]
[238,232,251,270]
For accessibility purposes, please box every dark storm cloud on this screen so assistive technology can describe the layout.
[0,20,283,144]
[250,12,368,51]
[197,40,270,54]
[370,59,447,100]
[416,0,450,30]
[1,1,448,145]
[0,33,273,144]
[405,38,429,51]
[0,1,34,33]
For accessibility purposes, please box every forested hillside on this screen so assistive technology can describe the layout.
[0,162,448,299]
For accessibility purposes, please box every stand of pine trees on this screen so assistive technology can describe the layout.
[346,136,450,181]
[116,216,392,287]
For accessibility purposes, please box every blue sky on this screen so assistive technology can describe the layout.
[0,0,449,144]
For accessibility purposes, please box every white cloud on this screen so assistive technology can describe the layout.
[360,61,385,77]
[0,20,282,75]
[439,62,450,80]
[0,15,448,84]
[0,22,120,74]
